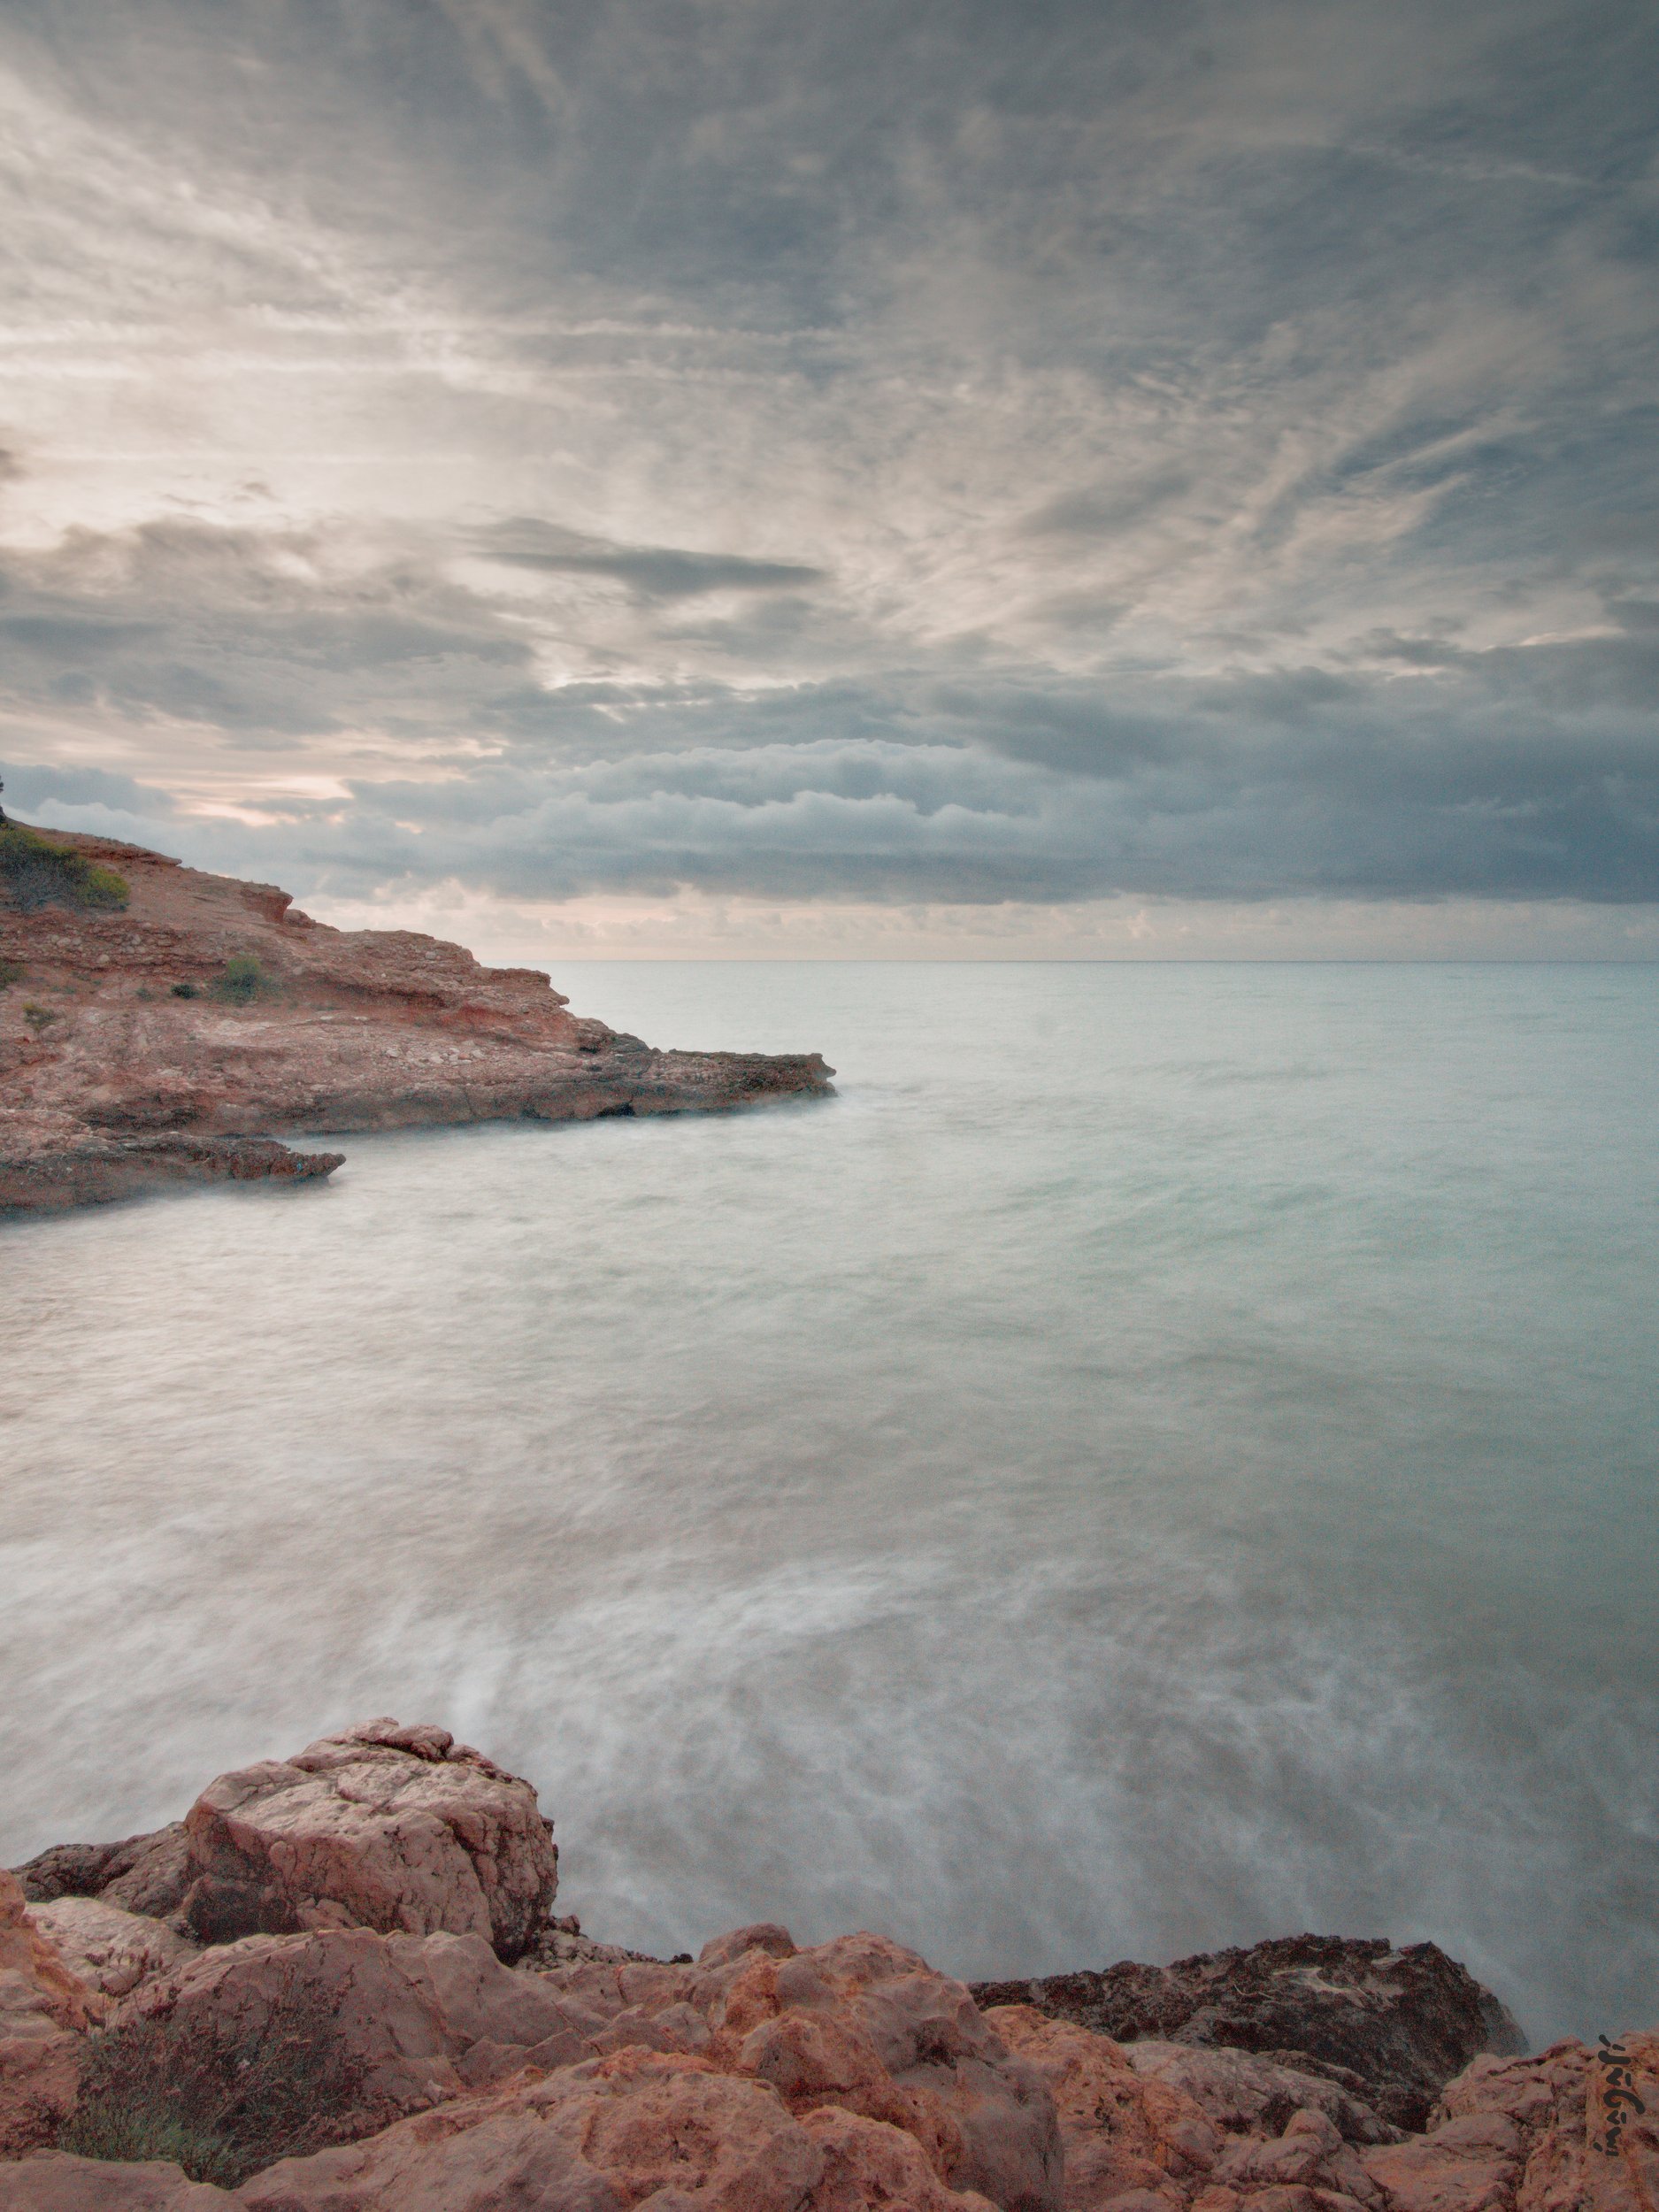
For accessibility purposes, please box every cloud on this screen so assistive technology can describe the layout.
[0,0,1652,936]
[475,519,827,599]
[12,600,1656,908]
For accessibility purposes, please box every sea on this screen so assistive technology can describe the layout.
[3,962,1655,2044]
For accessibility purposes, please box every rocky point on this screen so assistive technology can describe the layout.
[0,822,833,1214]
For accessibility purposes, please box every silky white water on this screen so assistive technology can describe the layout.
[2,962,1655,2042]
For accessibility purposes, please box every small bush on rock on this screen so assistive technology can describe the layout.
[170,980,199,998]
[211,954,272,1004]
[0,956,23,988]
[0,822,128,912]
[61,1997,364,2188]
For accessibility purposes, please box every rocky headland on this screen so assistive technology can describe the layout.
[4,1719,1654,2212]
[0,820,833,1215]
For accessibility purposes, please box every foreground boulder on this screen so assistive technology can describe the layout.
[13,1722,558,1963]
[2,2058,1004,2211]
[522,1924,1064,2211]
[174,1719,558,1959]
[234,2047,1002,2212]
[0,1870,97,2156]
[42,1922,1059,2206]
[62,1927,588,2172]
[973,1934,1525,2132]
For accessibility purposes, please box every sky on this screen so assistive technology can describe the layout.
[1,0,1656,959]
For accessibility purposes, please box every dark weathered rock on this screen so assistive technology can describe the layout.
[14,1829,191,1922]
[971,1933,1526,2132]
[0,1135,345,1214]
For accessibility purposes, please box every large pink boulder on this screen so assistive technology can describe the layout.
[234,2046,1000,2212]
[176,1720,557,1959]
[0,1869,98,2157]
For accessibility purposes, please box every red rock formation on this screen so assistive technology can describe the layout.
[5,1724,1654,2212]
[972,1935,1525,2133]
[174,1720,559,1959]
[0,1870,98,2157]
[228,2047,1006,2212]
[986,2006,1224,2211]
[14,1832,191,1924]
[0,823,833,1214]
[104,1927,588,2145]
[22,1904,196,2008]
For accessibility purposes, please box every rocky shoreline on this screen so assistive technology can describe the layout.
[0,823,833,1215]
[3,1718,1653,2210]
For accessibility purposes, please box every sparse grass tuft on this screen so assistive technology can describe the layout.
[61,1998,365,2189]
[22,1001,59,1033]
[0,956,22,989]
[211,954,273,1004]
[0,822,128,912]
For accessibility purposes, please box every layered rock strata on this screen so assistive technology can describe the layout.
[0,824,833,1214]
[5,1720,1653,2212]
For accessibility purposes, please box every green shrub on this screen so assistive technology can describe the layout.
[22,1001,59,1033]
[211,954,272,1004]
[60,2000,365,2189]
[0,822,128,912]
[0,956,22,989]
[170,981,200,999]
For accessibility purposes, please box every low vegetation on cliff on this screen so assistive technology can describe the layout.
[0,822,129,914]
[62,2001,360,2187]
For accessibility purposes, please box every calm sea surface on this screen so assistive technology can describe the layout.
[3,963,1655,2041]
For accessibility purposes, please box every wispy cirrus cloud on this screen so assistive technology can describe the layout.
[0,0,1654,950]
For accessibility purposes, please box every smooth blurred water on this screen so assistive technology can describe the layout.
[2,963,1655,2042]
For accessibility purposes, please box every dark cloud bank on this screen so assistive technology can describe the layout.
[0,0,1655,933]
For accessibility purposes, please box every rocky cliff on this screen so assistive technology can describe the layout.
[0,823,833,1214]
[4,1719,1655,2212]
